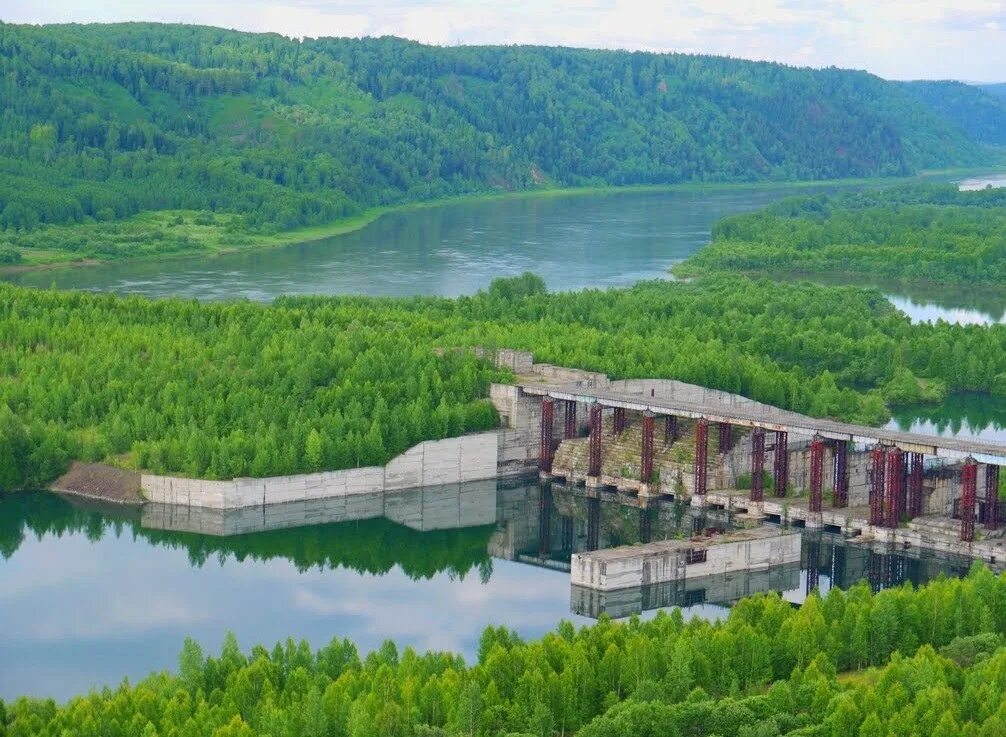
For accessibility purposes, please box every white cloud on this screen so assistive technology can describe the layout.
[4,1,1005,81]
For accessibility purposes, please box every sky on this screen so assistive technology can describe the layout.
[5,0,1005,82]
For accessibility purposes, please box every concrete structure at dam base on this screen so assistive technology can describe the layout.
[570,527,802,592]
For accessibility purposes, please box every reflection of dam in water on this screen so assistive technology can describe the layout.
[142,479,499,536]
[139,478,976,620]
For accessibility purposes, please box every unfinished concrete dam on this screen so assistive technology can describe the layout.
[487,349,1006,564]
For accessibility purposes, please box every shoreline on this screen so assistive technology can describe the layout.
[0,171,969,277]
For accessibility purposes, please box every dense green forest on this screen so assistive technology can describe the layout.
[676,183,1006,284]
[902,80,1006,146]
[0,22,995,264]
[981,83,1006,100]
[4,565,1006,736]
[7,273,1006,489]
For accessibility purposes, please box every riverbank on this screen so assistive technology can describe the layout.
[0,171,962,276]
[49,462,144,505]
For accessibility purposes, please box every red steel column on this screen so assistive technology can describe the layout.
[665,416,678,445]
[833,440,849,508]
[612,407,626,435]
[588,403,603,478]
[809,435,824,513]
[564,400,577,440]
[961,458,977,542]
[640,412,655,486]
[718,422,732,453]
[773,430,789,497]
[908,452,924,518]
[750,428,766,502]
[694,419,709,497]
[539,397,554,474]
[986,465,1001,531]
[869,445,885,526]
[884,448,903,528]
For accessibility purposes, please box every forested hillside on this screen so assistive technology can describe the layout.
[0,22,993,263]
[6,565,1006,737]
[8,273,1006,490]
[677,183,1006,284]
[902,80,1006,146]
[980,83,1006,100]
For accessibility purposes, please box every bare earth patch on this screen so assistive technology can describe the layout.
[50,462,144,505]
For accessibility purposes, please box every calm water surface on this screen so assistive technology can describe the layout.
[2,185,859,300]
[0,481,972,700]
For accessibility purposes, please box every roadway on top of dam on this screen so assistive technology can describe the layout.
[518,379,1006,465]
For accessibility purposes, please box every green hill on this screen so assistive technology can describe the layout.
[902,80,1006,146]
[0,22,994,262]
[980,83,1006,100]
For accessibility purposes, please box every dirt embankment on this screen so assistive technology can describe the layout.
[50,462,144,505]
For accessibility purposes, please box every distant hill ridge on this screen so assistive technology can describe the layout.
[0,22,1000,238]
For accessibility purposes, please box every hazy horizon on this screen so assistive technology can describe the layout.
[6,1,1005,83]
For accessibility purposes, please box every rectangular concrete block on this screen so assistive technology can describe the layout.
[422,438,463,486]
[385,445,425,491]
[459,433,500,482]
[344,466,385,495]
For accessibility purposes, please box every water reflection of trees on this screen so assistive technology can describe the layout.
[0,493,494,582]
[890,392,1006,436]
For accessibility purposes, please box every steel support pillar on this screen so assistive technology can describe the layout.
[612,407,626,435]
[884,448,903,528]
[833,441,849,508]
[539,397,554,474]
[564,399,577,440]
[869,445,885,526]
[986,465,1001,531]
[961,458,977,543]
[693,419,709,497]
[773,430,788,497]
[908,452,924,518]
[750,428,766,503]
[588,403,603,479]
[640,412,655,487]
[665,415,678,445]
[718,422,732,453]
[809,435,824,513]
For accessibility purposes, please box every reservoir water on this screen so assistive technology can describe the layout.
[0,481,973,701]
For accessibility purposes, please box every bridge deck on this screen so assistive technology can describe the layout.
[519,381,1006,465]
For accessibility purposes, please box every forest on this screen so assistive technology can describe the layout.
[675,183,1006,285]
[0,22,999,264]
[6,273,1006,490]
[4,564,1006,736]
[902,80,1006,146]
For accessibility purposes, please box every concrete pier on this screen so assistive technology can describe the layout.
[570,527,801,591]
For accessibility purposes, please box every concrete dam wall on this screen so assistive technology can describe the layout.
[142,432,500,509]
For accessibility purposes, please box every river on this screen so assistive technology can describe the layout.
[2,184,866,300]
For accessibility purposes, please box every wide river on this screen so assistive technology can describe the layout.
[3,177,1006,700]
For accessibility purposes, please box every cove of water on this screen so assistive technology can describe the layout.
[0,481,973,701]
